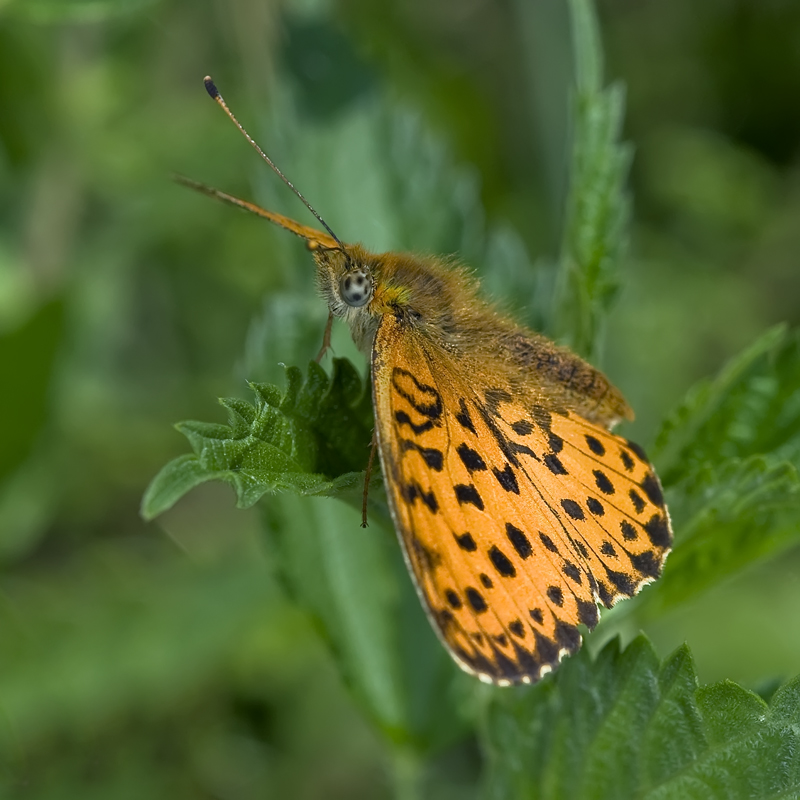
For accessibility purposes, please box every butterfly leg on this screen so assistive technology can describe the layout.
[361,430,378,528]
[315,311,335,363]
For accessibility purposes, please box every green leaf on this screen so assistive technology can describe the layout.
[653,325,800,485]
[139,454,216,521]
[141,358,373,520]
[616,326,800,617]
[556,0,632,360]
[636,456,800,619]
[484,635,800,800]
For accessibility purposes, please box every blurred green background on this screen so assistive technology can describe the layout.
[1,0,800,797]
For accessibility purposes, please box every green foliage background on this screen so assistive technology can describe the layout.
[2,0,800,797]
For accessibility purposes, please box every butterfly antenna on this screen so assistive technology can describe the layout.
[203,76,345,250]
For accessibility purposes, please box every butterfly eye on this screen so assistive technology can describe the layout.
[340,269,373,307]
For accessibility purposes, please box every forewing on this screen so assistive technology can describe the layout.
[372,315,671,686]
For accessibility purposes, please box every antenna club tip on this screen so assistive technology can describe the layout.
[203,76,219,99]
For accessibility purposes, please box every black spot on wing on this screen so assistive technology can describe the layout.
[577,599,599,629]
[533,631,559,665]
[546,585,564,606]
[476,404,528,467]
[620,449,635,472]
[391,367,443,419]
[625,438,649,463]
[490,642,528,683]
[644,514,672,548]
[457,443,487,472]
[620,520,637,541]
[455,398,476,434]
[509,619,525,638]
[555,620,581,653]
[511,641,540,678]
[455,484,484,510]
[445,589,462,609]
[630,550,661,579]
[480,573,494,589]
[544,454,568,475]
[466,587,488,613]
[506,523,532,559]
[538,532,559,553]
[561,499,585,521]
[454,645,496,680]
[548,432,564,453]
[585,435,605,456]
[511,441,539,461]
[629,489,646,514]
[394,410,435,434]
[606,569,636,597]
[597,581,613,607]
[404,481,438,513]
[400,439,444,471]
[593,469,615,495]
[529,608,544,624]
[600,541,616,557]
[454,531,477,551]
[641,473,665,507]
[562,561,582,584]
[489,546,516,578]
[493,464,520,494]
[586,497,604,516]
[511,420,533,436]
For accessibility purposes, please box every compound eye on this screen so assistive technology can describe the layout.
[340,269,373,307]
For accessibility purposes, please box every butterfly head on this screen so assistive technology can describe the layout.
[315,243,484,355]
[314,244,381,349]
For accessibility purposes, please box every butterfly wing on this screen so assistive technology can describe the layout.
[371,314,672,685]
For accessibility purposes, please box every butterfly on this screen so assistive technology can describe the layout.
[187,77,672,686]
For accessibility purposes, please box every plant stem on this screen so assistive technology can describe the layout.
[389,744,424,800]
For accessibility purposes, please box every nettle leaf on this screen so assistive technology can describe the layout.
[484,635,800,800]
[141,358,373,520]
[628,326,800,616]
[555,0,632,361]
[638,456,800,619]
[653,324,800,485]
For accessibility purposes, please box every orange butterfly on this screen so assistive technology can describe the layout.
[190,78,672,686]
